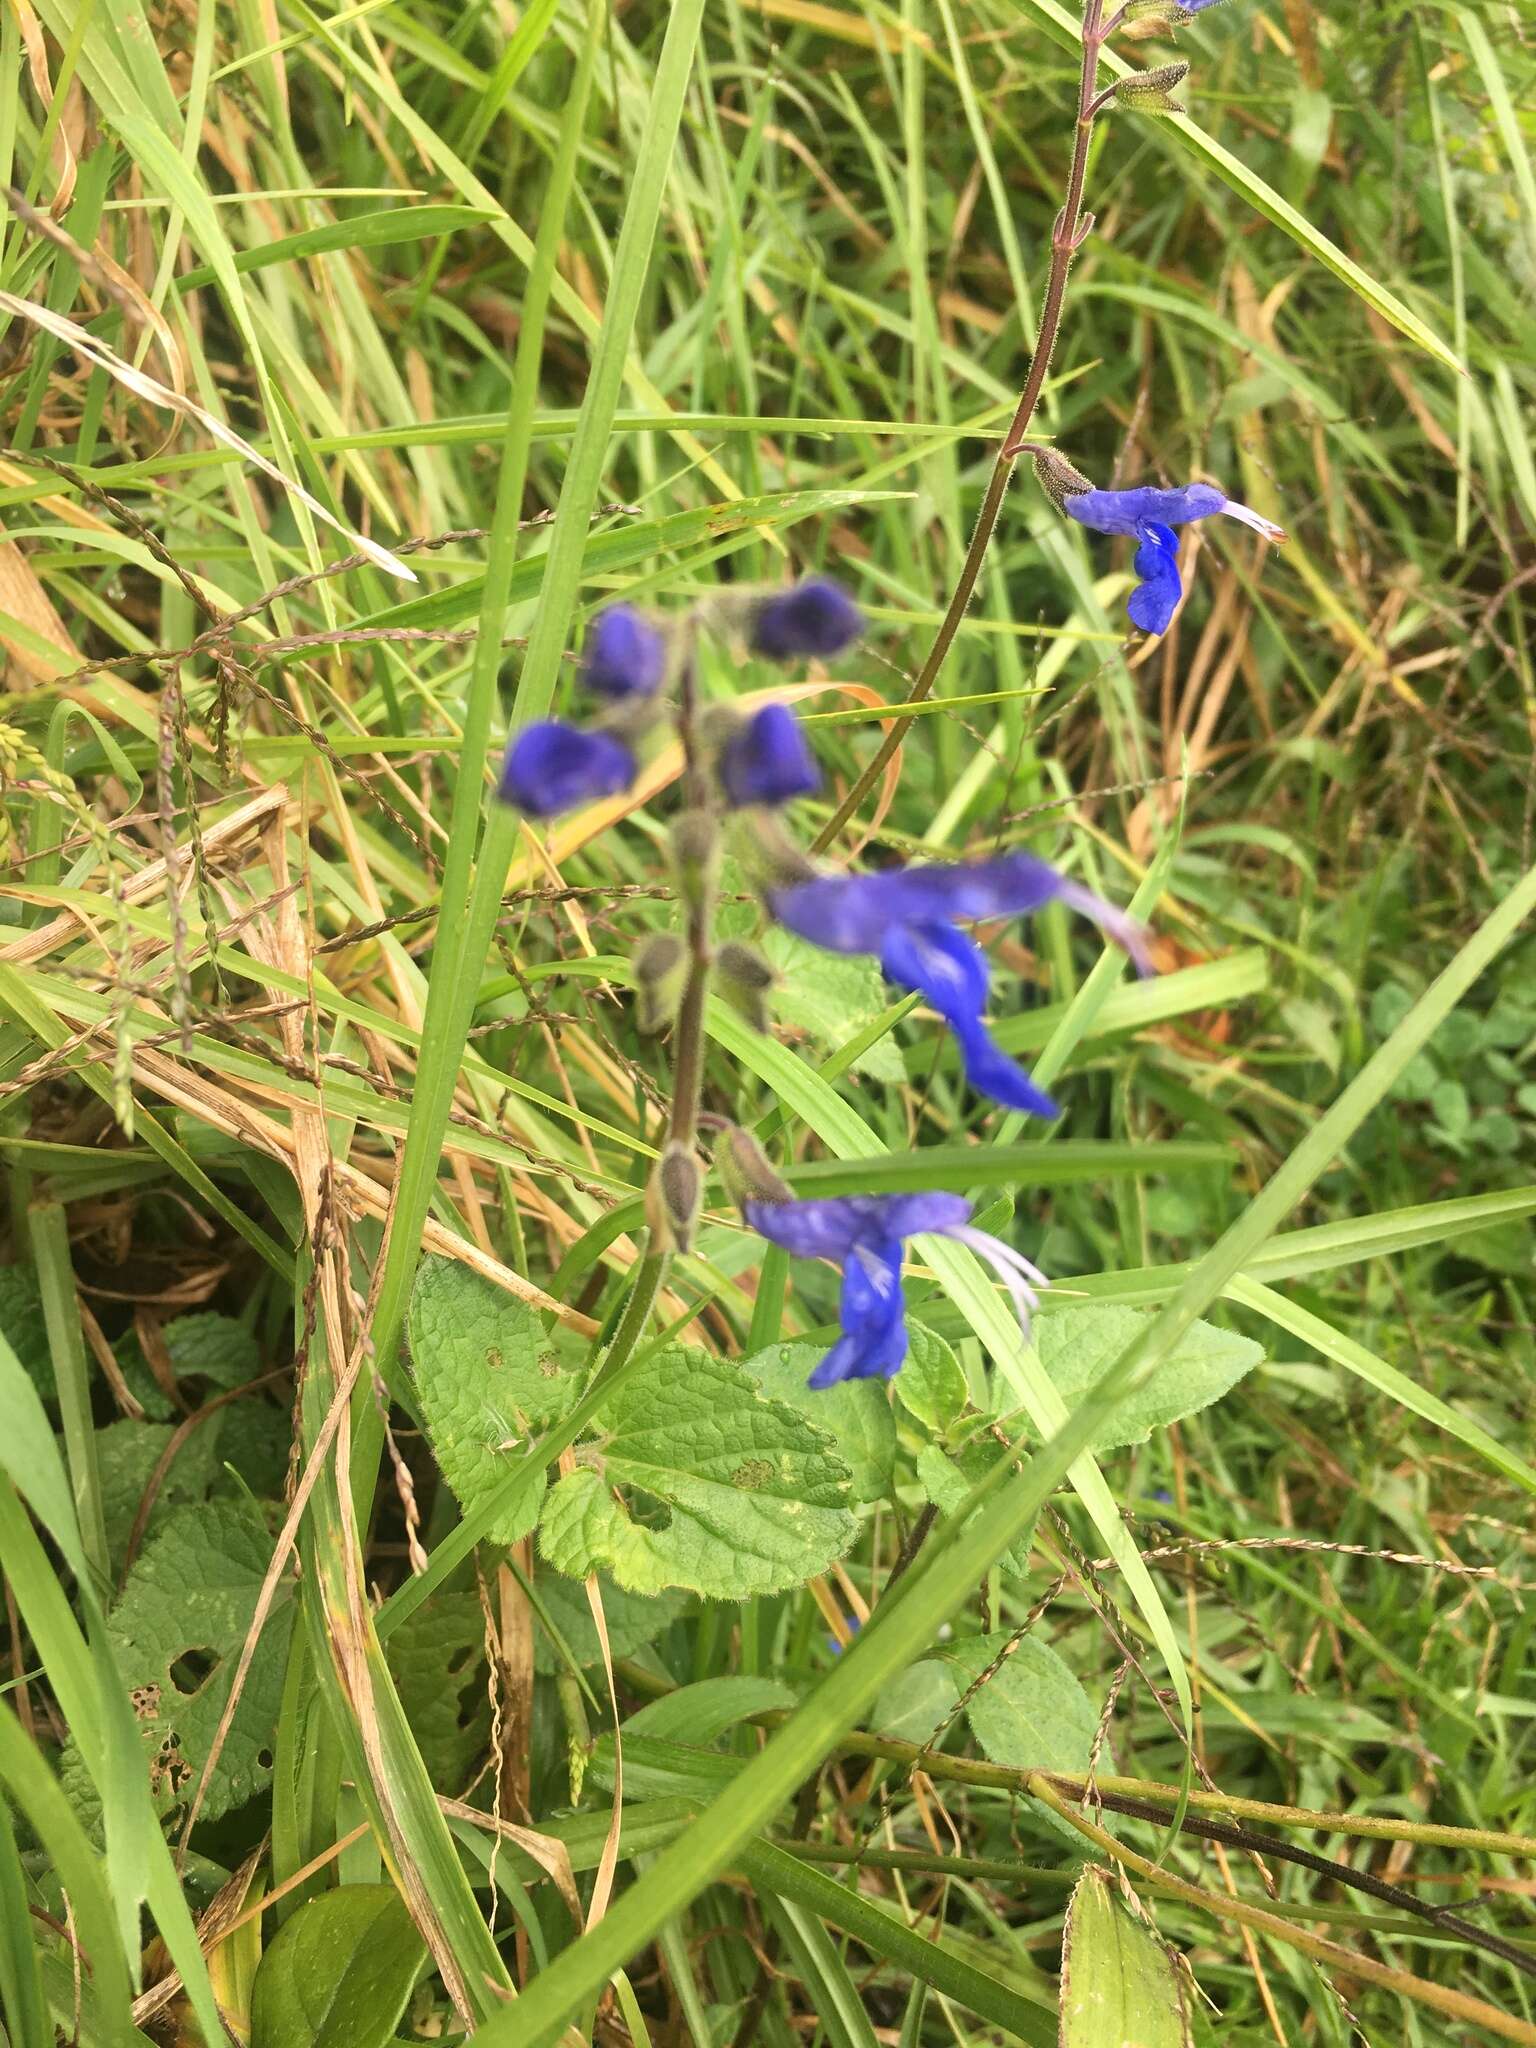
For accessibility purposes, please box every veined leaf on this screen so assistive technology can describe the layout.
[1061,1865,1191,2048]
[250,1885,427,2048]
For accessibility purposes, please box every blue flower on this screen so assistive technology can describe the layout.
[770,852,1149,1117]
[750,578,864,661]
[498,720,636,817]
[581,605,666,699]
[1063,482,1286,636]
[745,1189,1049,1389]
[719,703,822,808]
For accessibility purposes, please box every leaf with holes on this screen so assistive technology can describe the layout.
[407,1255,581,1545]
[64,1499,291,1826]
[739,1340,896,1503]
[538,1346,858,1599]
[1034,1305,1264,1451]
[384,1593,489,1792]
[250,1883,426,2048]
[1061,1865,1191,2048]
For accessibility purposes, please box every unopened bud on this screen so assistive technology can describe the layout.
[1112,60,1189,113]
[715,1124,793,1210]
[1031,446,1096,515]
[716,940,777,1034]
[646,1142,703,1252]
[668,809,721,912]
[633,931,688,1035]
[1121,0,1185,30]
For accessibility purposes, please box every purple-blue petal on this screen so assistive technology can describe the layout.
[772,853,1075,955]
[719,703,822,808]
[881,919,990,1031]
[1063,483,1227,537]
[581,605,666,700]
[497,721,636,818]
[744,1190,970,1261]
[1126,521,1183,635]
[750,578,864,661]
[951,1016,1061,1119]
[809,1241,908,1387]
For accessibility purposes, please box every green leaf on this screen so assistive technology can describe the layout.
[250,1884,427,2048]
[537,1346,858,1599]
[383,1594,489,1792]
[763,930,906,1084]
[66,1500,292,1826]
[1061,1866,1191,2048]
[407,1255,580,1545]
[915,1442,1035,1575]
[937,1633,1099,1842]
[531,1575,691,1675]
[0,1264,54,1399]
[96,1417,226,1565]
[739,1340,897,1504]
[895,1324,970,1436]
[160,1312,261,1390]
[626,1676,796,1746]
[1033,1306,1263,1451]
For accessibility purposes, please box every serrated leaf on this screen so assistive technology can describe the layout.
[383,1593,489,1792]
[1061,1865,1191,2048]
[871,1660,958,1744]
[0,1264,53,1398]
[739,1340,896,1504]
[250,1884,426,2048]
[915,1441,1036,1575]
[95,1418,225,1566]
[531,1574,691,1675]
[763,930,906,1083]
[1034,1306,1263,1451]
[68,1500,291,1825]
[896,1323,970,1435]
[407,1255,580,1545]
[537,1346,857,1598]
[160,1312,261,1389]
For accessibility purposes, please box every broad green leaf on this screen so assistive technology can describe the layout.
[159,1312,261,1390]
[531,1575,691,1675]
[627,1676,796,1746]
[383,1594,489,1792]
[1033,1306,1263,1451]
[916,1442,1035,1575]
[66,1500,292,1825]
[0,1264,53,1399]
[250,1885,426,2048]
[764,930,906,1084]
[96,1418,226,1565]
[537,1346,858,1598]
[895,1324,970,1436]
[937,1633,1100,1842]
[870,1660,959,1744]
[407,1255,580,1545]
[1061,1866,1191,2048]
[739,1340,897,1504]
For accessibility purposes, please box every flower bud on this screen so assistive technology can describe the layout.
[633,931,688,1035]
[715,1124,793,1210]
[716,940,777,1034]
[668,809,721,914]
[498,720,637,817]
[719,703,821,810]
[1112,59,1190,114]
[730,810,819,897]
[581,604,667,700]
[749,578,864,661]
[1121,0,1186,29]
[1031,446,1097,516]
[646,1142,703,1252]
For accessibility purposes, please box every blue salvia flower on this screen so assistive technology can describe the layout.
[581,604,667,699]
[1063,481,1286,635]
[499,719,636,818]
[750,578,865,660]
[745,1189,1049,1388]
[770,853,1149,1118]
[719,703,822,808]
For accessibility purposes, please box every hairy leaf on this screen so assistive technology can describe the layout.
[739,1340,896,1503]
[1061,1865,1190,2048]
[538,1346,858,1598]
[894,1322,970,1436]
[1034,1305,1263,1450]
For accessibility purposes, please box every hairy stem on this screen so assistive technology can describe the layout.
[812,0,1109,853]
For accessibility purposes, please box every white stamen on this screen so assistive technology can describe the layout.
[946,1225,1048,1337]
[1054,880,1155,977]
[1220,498,1287,544]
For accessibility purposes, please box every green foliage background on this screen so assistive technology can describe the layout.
[0,0,1533,2041]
